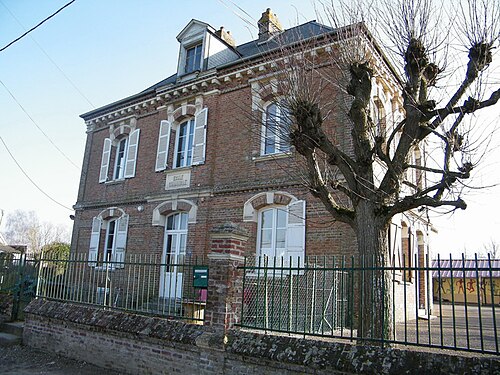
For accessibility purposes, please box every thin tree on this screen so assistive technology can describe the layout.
[249,0,500,340]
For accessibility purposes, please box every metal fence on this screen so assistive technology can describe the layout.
[36,253,208,323]
[0,253,39,320]
[238,254,500,355]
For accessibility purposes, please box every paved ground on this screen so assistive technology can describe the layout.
[0,344,122,375]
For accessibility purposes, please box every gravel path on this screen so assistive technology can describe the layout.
[0,344,123,375]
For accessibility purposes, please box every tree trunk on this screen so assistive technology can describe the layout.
[354,200,394,343]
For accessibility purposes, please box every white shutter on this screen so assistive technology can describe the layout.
[124,129,140,178]
[192,108,208,165]
[99,138,112,183]
[286,200,306,270]
[155,120,171,171]
[89,217,102,266]
[113,214,128,269]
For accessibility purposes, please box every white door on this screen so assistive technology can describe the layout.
[160,213,188,299]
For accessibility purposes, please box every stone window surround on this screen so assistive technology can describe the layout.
[243,191,297,222]
[152,199,198,226]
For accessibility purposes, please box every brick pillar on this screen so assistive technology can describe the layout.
[204,223,248,334]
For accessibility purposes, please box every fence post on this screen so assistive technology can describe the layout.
[204,223,248,335]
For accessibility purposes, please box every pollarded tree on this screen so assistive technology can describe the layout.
[251,0,500,340]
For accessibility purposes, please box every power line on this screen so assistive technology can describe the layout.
[0,0,95,108]
[0,78,80,169]
[0,0,76,53]
[0,136,73,212]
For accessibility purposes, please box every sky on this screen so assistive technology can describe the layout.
[0,0,499,256]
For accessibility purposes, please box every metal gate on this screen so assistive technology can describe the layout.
[0,253,38,320]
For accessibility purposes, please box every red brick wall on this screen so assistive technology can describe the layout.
[71,63,358,261]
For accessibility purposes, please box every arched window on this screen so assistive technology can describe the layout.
[261,102,291,155]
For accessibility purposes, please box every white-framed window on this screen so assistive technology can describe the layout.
[99,128,140,182]
[88,213,129,268]
[174,119,196,168]
[160,212,188,299]
[163,108,207,170]
[185,44,203,73]
[113,137,128,180]
[261,102,291,155]
[256,201,305,269]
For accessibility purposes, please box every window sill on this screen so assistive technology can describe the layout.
[253,151,293,163]
[104,178,125,185]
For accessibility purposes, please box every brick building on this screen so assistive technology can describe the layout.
[72,9,433,315]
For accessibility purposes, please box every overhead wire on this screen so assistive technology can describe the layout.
[0,78,80,169]
[0,0,95,108]
[0,136,73,211]
[0,0,76,53]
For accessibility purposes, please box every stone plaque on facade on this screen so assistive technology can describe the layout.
[165,169,191,190]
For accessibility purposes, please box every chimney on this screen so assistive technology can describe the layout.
[258,8,283,41]
[215,26,236,47]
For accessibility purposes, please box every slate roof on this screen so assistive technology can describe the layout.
[140,21,334,94]
[81,20,344,119]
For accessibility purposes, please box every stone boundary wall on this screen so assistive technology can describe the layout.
[24,300,500,375]
[0,293,13,322]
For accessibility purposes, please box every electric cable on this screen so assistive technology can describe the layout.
[0,136,73,211]
[0,78,80,169]
[0,0,76,53]
[0,0,95,108]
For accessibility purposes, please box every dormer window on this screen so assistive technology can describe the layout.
[185,44,203,73]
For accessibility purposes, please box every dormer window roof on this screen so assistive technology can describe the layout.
[176,19,240,81]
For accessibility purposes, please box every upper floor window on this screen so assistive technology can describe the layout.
[261,102,291,155]
[113,137,128,180]
[174,118,196,168]
[99,128,140,183]
[185,44,202,73]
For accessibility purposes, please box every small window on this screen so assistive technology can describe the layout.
[174,119,196,168]
[113,138,128,180]
[185,44,202,73]
[262,102,291,155]
[103,219,117,264]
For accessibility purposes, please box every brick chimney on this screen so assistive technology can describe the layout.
[215,26,236,47]
[258,8,283,41]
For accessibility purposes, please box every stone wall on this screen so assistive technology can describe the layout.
[24,300,500,375]
[0,293,13,322]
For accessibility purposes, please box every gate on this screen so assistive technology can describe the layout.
[0,253,38,320]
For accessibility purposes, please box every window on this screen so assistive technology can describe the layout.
[262,102,291,155]
[185,44,202,73]
[113,138,128,180]
[103,219,117,264]
[99,128,140,182]
[160,212,188,299]
[88,213,129,268]
[259,208,287,259]
[174,119,195,168]
[256,201,305,269]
